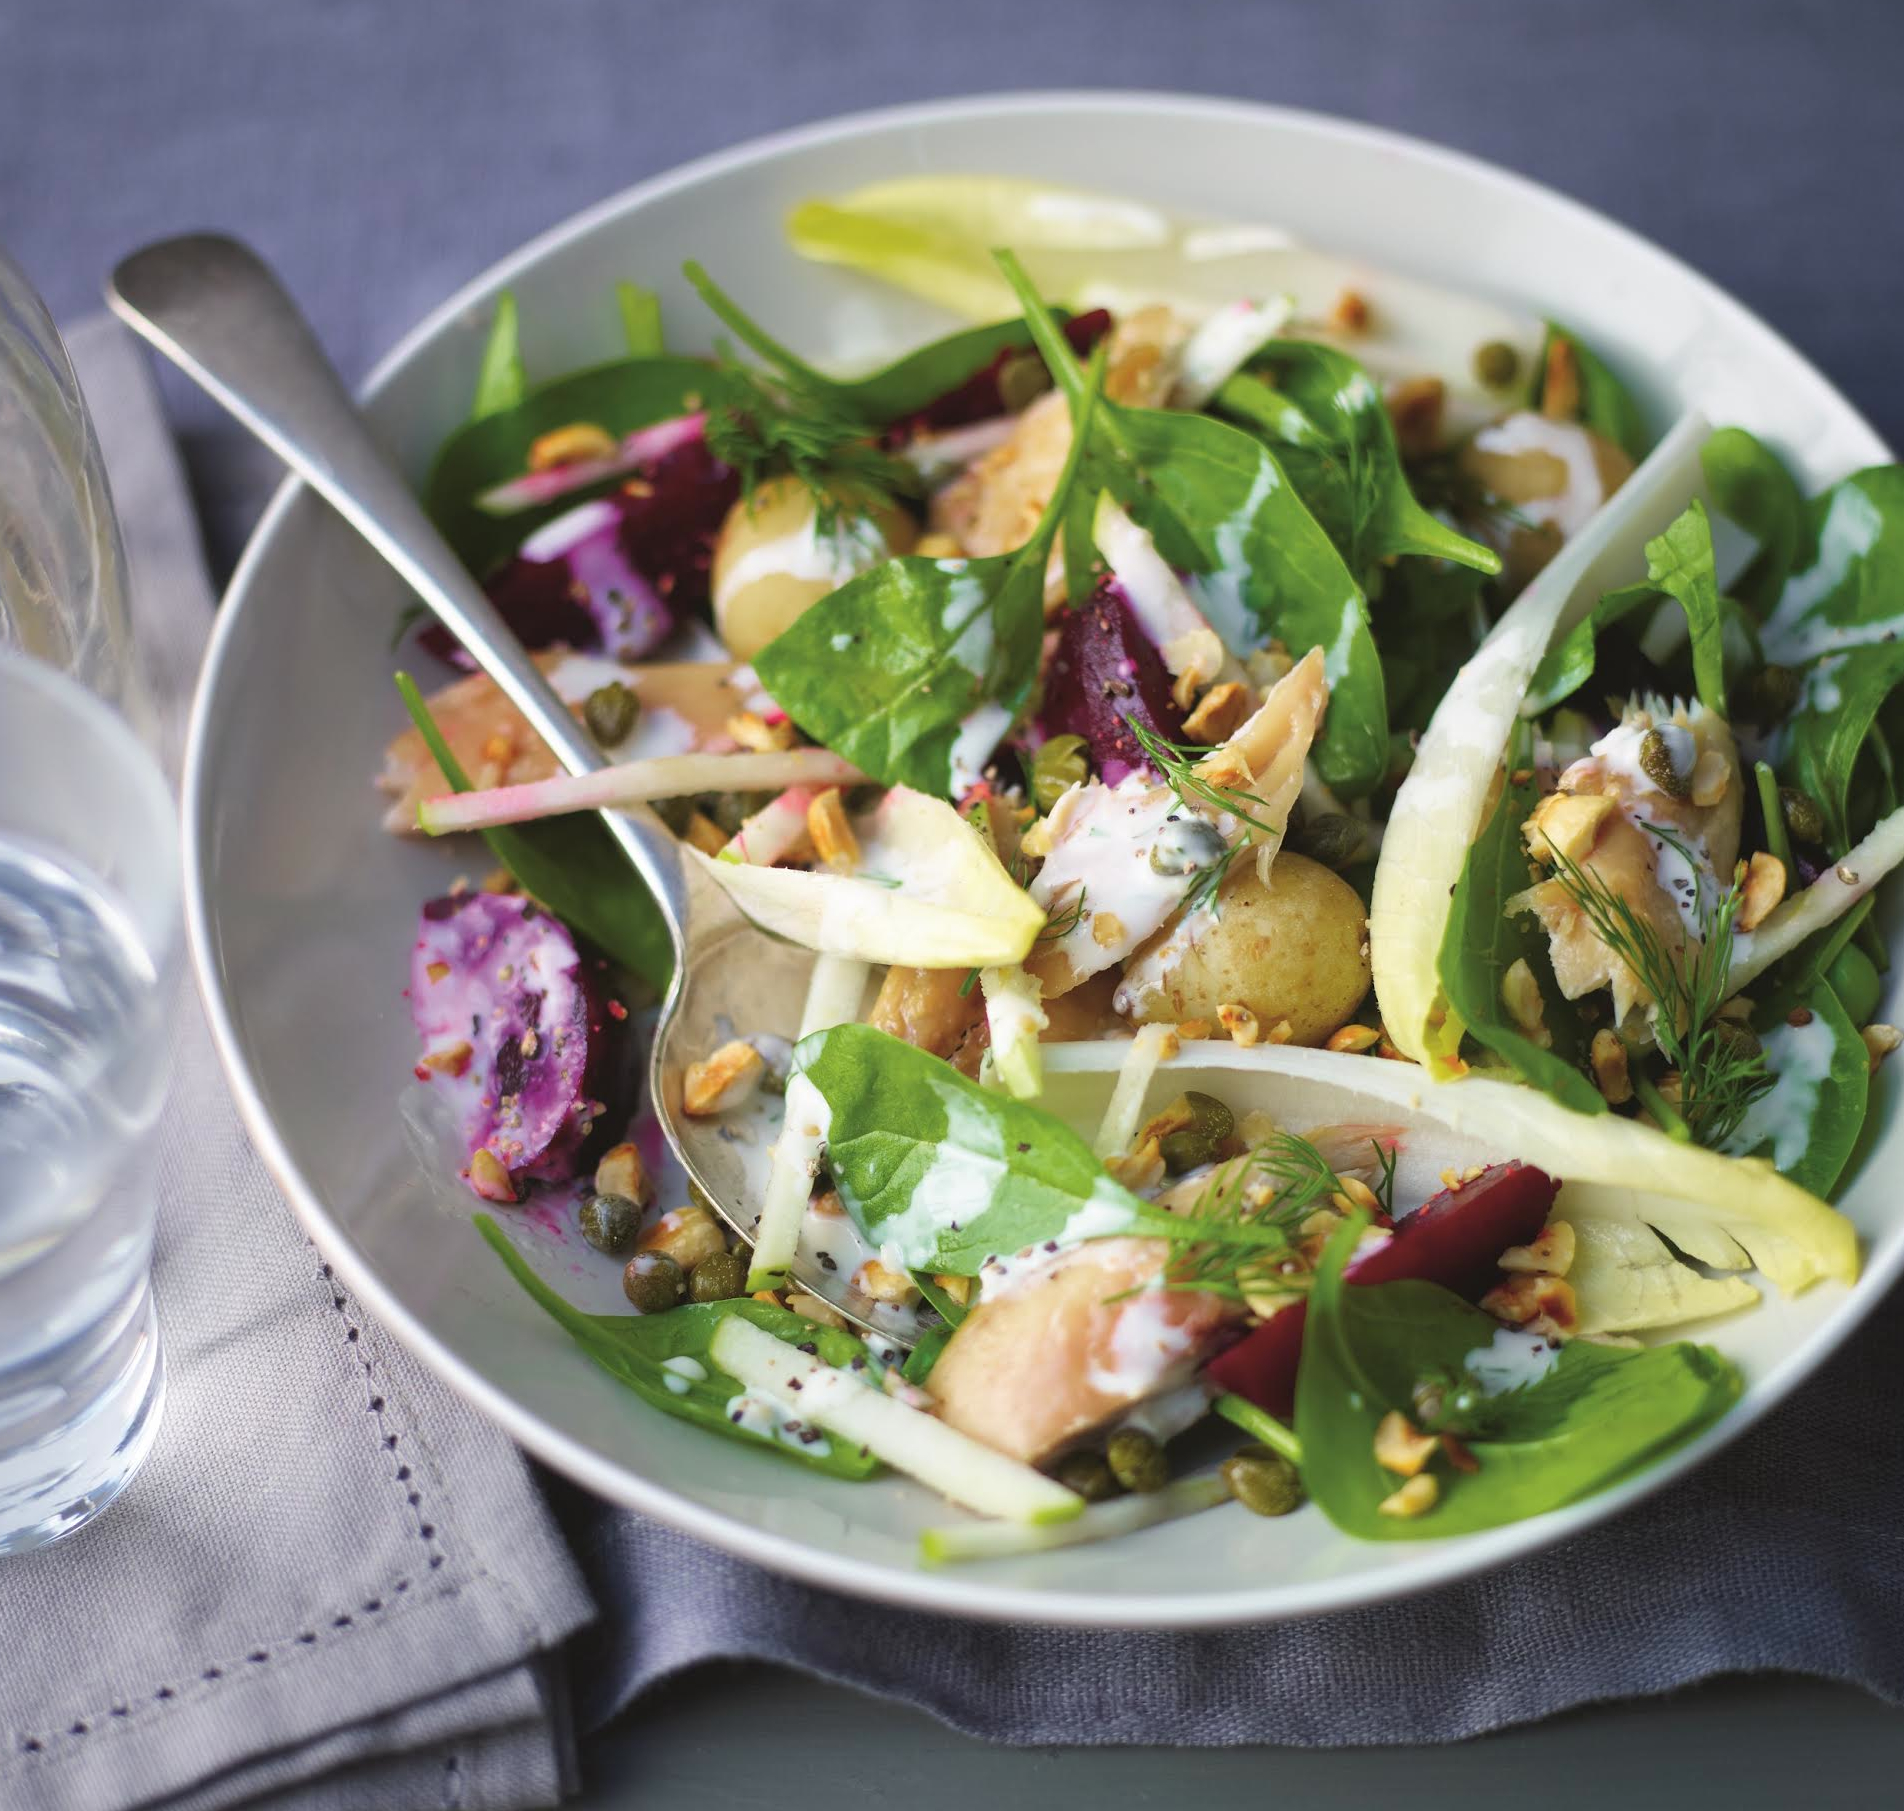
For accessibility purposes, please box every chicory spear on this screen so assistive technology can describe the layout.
[992,250,1392,798]
[748,341,1109,797]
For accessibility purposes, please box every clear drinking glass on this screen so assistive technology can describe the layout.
[0,247,178,1552]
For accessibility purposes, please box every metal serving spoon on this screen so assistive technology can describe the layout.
[108,234,900,1335]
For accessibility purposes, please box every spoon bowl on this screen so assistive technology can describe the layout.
[107,233,893,1332]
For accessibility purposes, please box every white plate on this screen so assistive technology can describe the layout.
[186,92,1898,1627]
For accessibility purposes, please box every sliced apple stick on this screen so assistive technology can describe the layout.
[709,1318,1083,1525]
[417,747,863,834]
[920,1471,1230,1565]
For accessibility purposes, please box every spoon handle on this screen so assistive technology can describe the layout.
[106,232,690,946]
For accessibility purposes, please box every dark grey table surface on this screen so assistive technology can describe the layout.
[9,2,1904,1802]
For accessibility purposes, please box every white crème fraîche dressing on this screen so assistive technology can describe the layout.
[1581,718,1714,938]
[1722,1010,1840,1169]
[712,509,889,615]
[1461,1325,1564,1397]
[661,1355,708,1397]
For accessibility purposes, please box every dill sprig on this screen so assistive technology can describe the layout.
[1124,715,1286,916]
[958,886,1086,998]
[1143,1132,1352,1303]
[1542,827,1771,1147]
[702,352,920,527]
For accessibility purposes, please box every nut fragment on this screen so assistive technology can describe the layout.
[1499,957,1550,1047]
[1325,1023,1382,1054]
[638,1203,728,1271]
[1104,1137,1166,1192]
[1330,288,1371,334]
[1862,1024,1902,1072]
[527,421,617,471]
[1333,1175,1383,1215]
[683,1039,766,1116]
[1480,1272,1578,1339]
[1737,851,1787,933]
[1386,376,1446,462]
[468,1147,517,1204]
[1218,1001,1262,1046]
[1377,1473,1440,1519]
[931,1272,973,1306]
[420,1039,473,1078]
[683,811,728,856]
[726,710,797,753]
[1091,910,1127,949]
[1499,1220,1576,1277]
[914,531,963,558]
[424,960,452,984]
[594,1141,655,1209]
[806,787,860,872]
[1373,1410,1440,1478]
[852,1257,918,1304]
[1180,680,1252,744]
[1266,1018,1295,1046]
[1524,790,1616,865]
[1175,1018,1212,1040]
[1590,1028,1633,1104]
[1540,335,1582,421]
[1690,748,1732,808]
[787,1288,849,1329]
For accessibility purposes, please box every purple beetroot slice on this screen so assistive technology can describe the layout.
[884,309,1113,442]
[424,432,739,666]
[409,891,615,1194]
[1039,573,1187,786]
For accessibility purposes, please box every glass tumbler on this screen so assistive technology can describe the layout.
[0,246,179,1552]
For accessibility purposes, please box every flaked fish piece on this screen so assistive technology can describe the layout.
[1513,697,1742,1027]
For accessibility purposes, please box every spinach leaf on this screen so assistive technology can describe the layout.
[1537,321,1651,462]
[1373,556,1489,735]
[1522,501,1728,716]
[476,1216,880,1479]
[1216,349,1499,577]
[902,1324,955,1387]
[1721,976,1866,1197]
[425,354,724,578]
[794,1023,1152,1275]
[1700,426,1812,618]
[751,345,1104,796]
[683,259,1077,427]
[616,281,664,357]
[1762,466,1904,665]
[1781,641,1904,852]
[1296,1218,1740,1540]
[995,253,1390,797]
[470,292,526,420]
[395,673,673,991]
[1438,748,1605,1114]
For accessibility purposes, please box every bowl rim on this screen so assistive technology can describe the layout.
[184,87,1898,1628]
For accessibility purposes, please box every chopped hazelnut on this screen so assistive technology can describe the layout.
[1540,336,1582,421]
[527,421,617,471]
[852,1257,918,1304]
[421,1040,473,1078]
[1218,1001,1262,1046]
[1180,680,1252,744]
[1590,1028,1633,1104]
[1862,1024,1902,1072]
[1499,1220,1576,1277]
[683,1039,766,1116]
[1500,957,1550,1046]
[806,788,860,872]
[788,1288,849,1330]
[1374,1410,1439,1477]
[1325,1023,1382,1054]
[1737,851,1786,933]
[1480,1272,1578,1339]
[468,1147,516,1204]
[1524,790,1616,865]
[1377,1473,1440,1519]
[594,1142,655,1209]
[638,1204,727,1271]
[726,710,797,753]
[683,811,729,857]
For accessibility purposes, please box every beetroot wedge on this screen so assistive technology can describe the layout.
[1204,1161,1561,1418]
[1040,573,1187,786]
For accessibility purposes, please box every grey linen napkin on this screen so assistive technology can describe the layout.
[0,317,596,1811]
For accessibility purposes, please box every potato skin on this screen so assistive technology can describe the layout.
[711,475,916,661]
[1122,852,1371,1046]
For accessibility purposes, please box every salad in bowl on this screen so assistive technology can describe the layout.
[382,176,1897,1565]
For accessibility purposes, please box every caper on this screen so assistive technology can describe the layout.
[1709,1018,1763,1065]
[1147,814,1228,878]
[997,350,1053,414]
[1472,339,1520,390]
[1222,1446,1304,1517]
[579,1191,640,1255]
[1780,785,1827,848]
[1291,811,1366,870]
[1157,1090,1235,1174]
[584,680,639,746]
[1105,1427,1169,1494]
[1828,944,1883,1027]
[1746,663,1803,724]
[1052,1449,1121,1503]
[621,1251,686,1314]
[688,1248,747,1303]
[1637,727,1692,801]
[1029,734,1089,813]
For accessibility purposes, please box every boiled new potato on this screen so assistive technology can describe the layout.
[711,475,917,661]
[1121,853,1371,1046]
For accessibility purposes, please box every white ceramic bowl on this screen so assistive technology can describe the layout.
[186,92,1897,1626]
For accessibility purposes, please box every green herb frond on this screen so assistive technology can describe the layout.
[1124,715,1288,917]
[702,350,919,528]
[1542,827,1771,1147]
